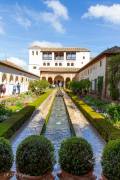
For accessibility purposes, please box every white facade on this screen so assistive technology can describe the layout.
[29,46,90,76]
[0,61,39,96]
[77,57,106,94]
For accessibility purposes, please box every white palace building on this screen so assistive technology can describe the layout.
[29,45,120,99]
[29,46,90,86]
[0,45,119,99]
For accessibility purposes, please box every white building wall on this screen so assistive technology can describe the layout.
[0,64,39,96]
[29,47,90,76]
[78,57,106,93]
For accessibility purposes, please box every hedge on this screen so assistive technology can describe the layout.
[0,90,52,139]
[66,91,120,142]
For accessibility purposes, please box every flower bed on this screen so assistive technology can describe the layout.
[83,95,120,128]
[0,90,52,138]
[66,90,120,142]
[0,92,38,122]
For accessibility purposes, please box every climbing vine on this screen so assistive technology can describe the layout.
[97,76,103,97]
[108,55,120,100]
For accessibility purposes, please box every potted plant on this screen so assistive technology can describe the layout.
[0,137,14,180]
[16,135,55,180]
[101,139,120,180]
[58,137,96,180]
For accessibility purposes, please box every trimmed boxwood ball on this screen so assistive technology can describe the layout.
[0,137,13,173]
[59,137,94,176]
[101,139,120,180]
[16,135,55,176]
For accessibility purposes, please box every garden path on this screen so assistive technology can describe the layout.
[10,91,55,179]
[63,91,105,179]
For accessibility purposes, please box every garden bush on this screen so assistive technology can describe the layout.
[101,139,120,180]
[0,137,13,173]
[68,79,91,95]
[16,135,54,176]
[0,90,52,138]
[0,101,12,122]
[29,80,50,95]
[106,103,120,121]
[59,137,94,176]
[83,95,107,112]
[67,91,120,142]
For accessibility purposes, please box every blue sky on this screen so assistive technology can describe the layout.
[0,0,120,68]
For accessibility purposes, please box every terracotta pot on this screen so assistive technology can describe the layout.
[16,172,54,180]
[0,171,14,180]
[57,170,96,180]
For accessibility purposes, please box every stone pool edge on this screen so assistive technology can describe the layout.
[40,90,57,134]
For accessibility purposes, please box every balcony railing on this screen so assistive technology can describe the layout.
[54,56,64,60]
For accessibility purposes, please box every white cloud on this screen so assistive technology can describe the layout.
[30,41,63,48]
[0,1,69,33]
[41,12,65,33]
[14,4,31,29]
[8,57,27,68]
[83,4,120,25]
[42,0,69,33]
[0,16,5,34]
[44,0,69,20]
[15,16,31,29]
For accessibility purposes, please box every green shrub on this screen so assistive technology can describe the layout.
[0,137,13,173]
[68,79,91,94]
[0,102,12,122]
[107,103,120,121]
[67,91,120,142]
[84,95,107,112]
[108,55,120,101]
[16,135,54,176]
[59,137,94,176]
[101,139,120,180]
[97,76,103,96]
[0,90,52,138]
[29,80,50,95]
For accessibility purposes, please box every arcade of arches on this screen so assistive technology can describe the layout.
[40,72,77,87]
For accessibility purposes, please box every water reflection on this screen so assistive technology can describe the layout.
[44,96,72,179]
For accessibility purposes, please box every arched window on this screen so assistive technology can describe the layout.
[9,74,13,83]
[15,76,18,82]
[48,77,53,84]
[2,73,7,83]
[42,77,46,80]
[21,77,24,83]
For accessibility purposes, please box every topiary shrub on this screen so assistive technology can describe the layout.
[0,137,13,173]
[16,135,55,176]
[101,139,120,180]
[59,137,94,176]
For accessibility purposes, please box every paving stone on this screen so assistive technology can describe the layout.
[10,91,55,179]
[63,91,105,180]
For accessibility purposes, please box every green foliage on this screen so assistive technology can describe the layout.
[108,55,120,100]
[84,95,108,112]
[16,135,54,176]
[107,103,120,122]
[0,102,12,122]
[68,79,91,94]
[29,80,50,95]
[67,91,120,142]
[0,137,13,173]
[0,90,52,138]
[59,137,94,176]
[97,76,103,96]
[101,139,120,180]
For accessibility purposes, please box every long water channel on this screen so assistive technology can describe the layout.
[11,91,104,179]
[44,96,72,179]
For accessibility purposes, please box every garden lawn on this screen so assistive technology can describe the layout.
[0,89,53,139]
